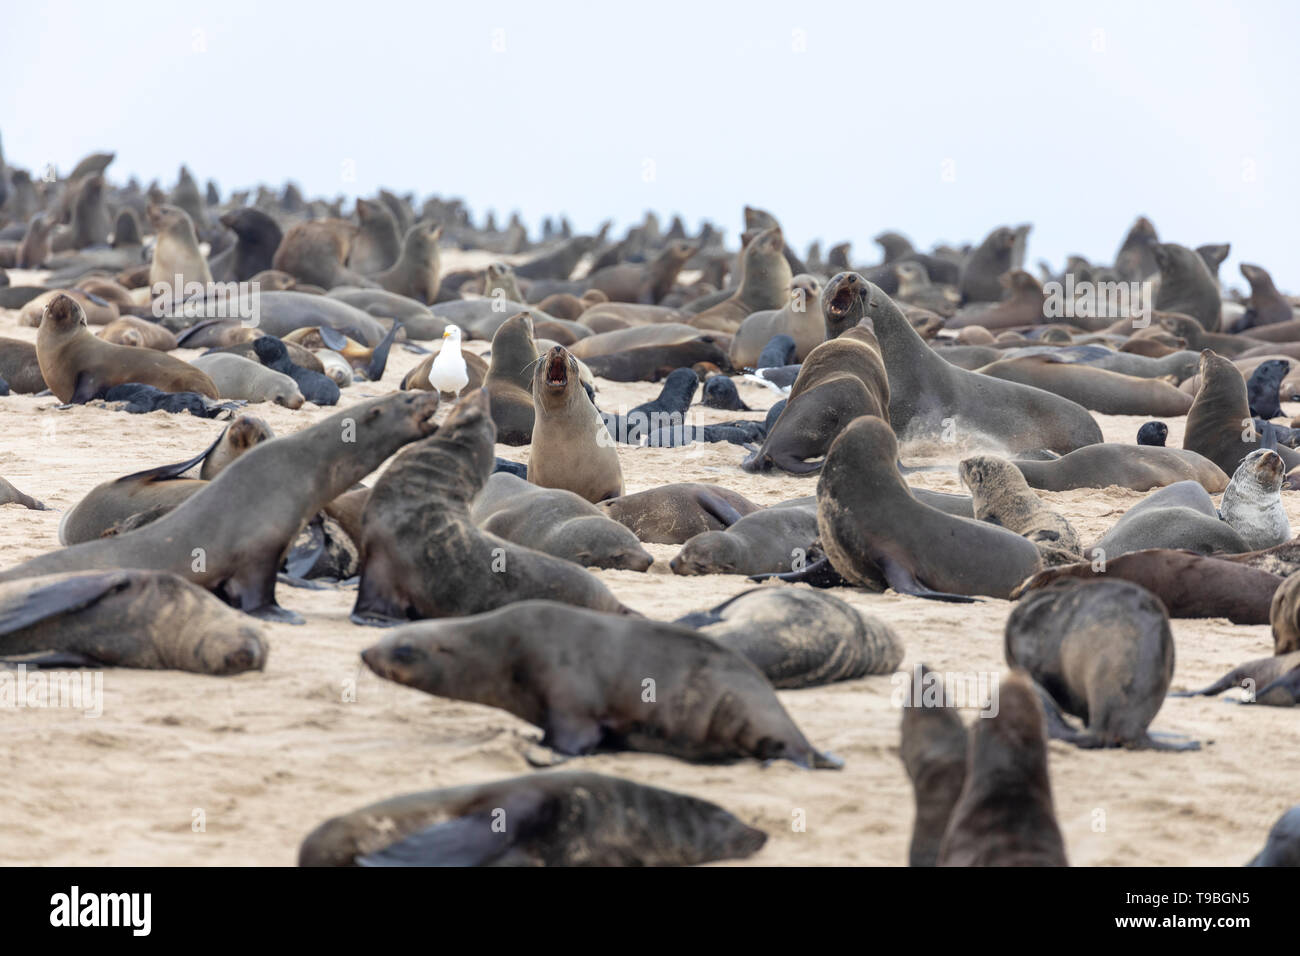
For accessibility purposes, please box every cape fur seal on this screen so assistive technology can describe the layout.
[1153,242,1221,331]
[361,600,841,768]
[959,455,1081,563]
[1088,480,1246,559]
[0,570,266,674]
[351,389,629,624]
[209,208,282,282]
[899,664,969,868]
[470,472,652,571]
[1172,651,1300,705]
[0,338,47,393]
[821,272,1102,454]
[1247,808,1300,866]
[1219,449,1291,550]
[1011,549,1283,625]
[298,772,766,867]
[0,477,48,511]
[271,219,373,290]
[958,226,1016,304]
[741,327,889,474]
[1269,572,1300,655]
[687,226,791,332]
[1012,444,1228,493]
[528,347,623,502]
[670,501,818,576]
[975,355,1192,417]
[483,313,538,445]
[728,274,825,367]
[818,417,1042,599]
[1185,350,1300,477]
[597,483,761,543]
[37,293,219,403]
[98,316,179,351]
[191,353,305,408]
[1005,578,1196,750]
[147,204,211,292]
[936,671,1068,866]
[675,587,903,689]
[0,393,442,621]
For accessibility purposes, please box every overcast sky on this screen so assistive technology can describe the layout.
[5,0,1297,289]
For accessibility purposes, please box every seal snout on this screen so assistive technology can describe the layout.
[545,350,569,388]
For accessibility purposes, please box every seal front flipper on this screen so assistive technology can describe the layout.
[317,326,348,351]
[0,570,131,635]
[1028,680,1090,744]
[748,556,848,588]
[222,557,304,625]
[69,370,102,404]
[356,812,514,867]
[879,557,978,603]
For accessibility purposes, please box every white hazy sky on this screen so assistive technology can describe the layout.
[4,0,1297,289]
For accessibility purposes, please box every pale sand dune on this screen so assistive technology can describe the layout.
[0,269,1293,866]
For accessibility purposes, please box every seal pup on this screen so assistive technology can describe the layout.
[1137,421,1168,446]
[0,477,48,511]
[1247,808,1300,866]
[361,600,841,768]
[251,336,341,405]
[483,313,538,444]
[529,346,623,502]
[959,455,1081,563]
[899,663,969,867]
[97,317,179,351]
[818,417,1042,600]
[37,293,219,402]
[602,367,698,445]
[470,472,652,571]
[936,671,1068,867]
[0,570,267,675]
[675,587,903,689]
[0,393,442,621]
[700,375,750,411]
[597,483,761,543]
[1153,242,1221,331]
[191,353,305,408]
[1011,550,1283,625]
[821,272,1102,454]
[351,390,629,624]
[298,772,767,867]
[1005,578,1196,750]
[1219,449,1291,550]
[1247,358,1289,420]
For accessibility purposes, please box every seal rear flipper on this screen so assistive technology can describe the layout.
[363,322,402,382]
[115,428,228,484]
[0,570,132,635]
[1028,681,1090,743]
[811,750,845,770]
[317,326,348,351]
[879,558,977,603]
[695,490,744,529]
[1255,666,1300,705]
[284,517,327,578]
[356,813,515,867]
[1139,731,1202,752]
[748,556,849,589]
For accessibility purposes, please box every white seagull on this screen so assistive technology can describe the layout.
[429,324,469,395]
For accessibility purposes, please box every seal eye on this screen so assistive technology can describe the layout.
[390,644,418,665]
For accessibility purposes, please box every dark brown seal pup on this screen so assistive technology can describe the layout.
[741,326,889,474]
[899,663,969,867]
[0,393,441,621]
[597,483,761,543]
[821,272,1102,454]
[1011,549,1283,625]
[1006,578,1197,750]
[470,472,652,571]
[36,294,219,403]
[298,772,767,867]
[361,599,841,768]
[0,570,266,674]
[351,389,629,624]
[675,587,903,689]
[1184,349,1300,477]
[818,417,1042,599]
[936,670,1068,866]
[1012,444,1229,493]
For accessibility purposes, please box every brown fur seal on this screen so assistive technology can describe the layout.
[1219,449,1291,550]
[1153,242,1221,331]
[470,472,652,571]
[597,483,761,543]
[947,270,1045,329]
[200,415,274,480]
[1011,549,1283,625]
[348,198,402,274]
[1184,349,1300,476]
[373,224,442,303]
[1006,578,1197,750]
[936,671,1068,866]
[675,587,903,689]
[1269,572,1300,655]
[98,316,179,351]
[742,326,889,475]
[297,771,766,867]
[483,312,538,444]
[0,570,266,674]
[687,226,792,332]
[586,240,697,304]
[670,501,818,576]
[1173,651,1300,706]
[958,226,1017,304]
[528,346,623,502]
[351,390,629,624]
[0,338,47,393]
[0,477,48,511]
[728,274,825,367]
[1012,444,1228,493]
[190,353,305,408]
[0,393,441,621]
[147,203,211,292]
[818,417,1042,599]
[272,219,372,289]
[361,599,841,768]
[20,288,119,327]
[899,663,969,867]
[959,455,1081,562]
[822,272,1102,453]
[37,293,219,402]
[1090,479,1247,558]
[975,355,1193,416]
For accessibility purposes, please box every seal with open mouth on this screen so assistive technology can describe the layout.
[528,345,624,503]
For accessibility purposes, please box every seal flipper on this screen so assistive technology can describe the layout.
[317,326,348,351]
[69,370,102,404]
[749,556,850,589]
[695,490,744,528]
[1028,680,1090,744]
[879,557,978,603]
[115,428,227,484]
[1139,731,1202,752]
[0,651,106,669]
[284,516,327,578]
[540,713,603,755]
[222,556,304,625]
[0,570,130,635]
[356,813,514,867]
[363,321,402,382]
